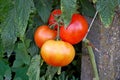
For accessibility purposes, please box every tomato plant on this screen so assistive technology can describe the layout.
[34,25,57,48]
[0,0,117,79]
[48,9,88,44]
[60,14,88,44]
[40,40,75,67]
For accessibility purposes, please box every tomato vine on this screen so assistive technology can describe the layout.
[0,0,119,80]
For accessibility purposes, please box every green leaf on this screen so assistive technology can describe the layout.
[0,0,13,22]
[54,71,78,80]
[24,38,31,49]
[0,76,3,80]
[12,42,30,68]
[12,66,29,80]
[96,0,119,28]
[26,26,39,56]
[43,66,59,80]
[1,9,17,56]
[61,0,77,28]
[33,0,52,23]
[79,0,96,17]
[40,76,45,80]
[27,55,41,80]
[14,78,22,80]
[55,71,68,80]
[0,38,5,58]
[28,42,39,56]
[0,60,12,80]
[14,0,34,38]
[4,69,12,80]
[1,0,34,56]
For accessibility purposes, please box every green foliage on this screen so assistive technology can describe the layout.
[43,66,59,79]
[12,66,29,80]
[33,0,53,24]
[0,0,119,80]
[96,0,119,28]
[27,55,41,80]
[27,42,39,56]
[14,0,34,39]
[79,0,96,17]
[54,71,79,80]
[0,60,11,80]
[12,41,31,68]
[0,38,4,57]
[1,9,17,56]
[0,0,13,22]
[1,0,34,56]
[61,0,77,28]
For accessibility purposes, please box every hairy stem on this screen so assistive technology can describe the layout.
[85,39,99,80]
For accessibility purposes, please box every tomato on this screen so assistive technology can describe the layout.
[48,9,62,29]
[60,14,88,44]
[40,40,75,67]
[34,25,57,48]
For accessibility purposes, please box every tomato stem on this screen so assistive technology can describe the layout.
[56,24,60,40]
[40,59,44,66]
[57,67,61,75]
[85,39,99,80]
[49,23,57,30]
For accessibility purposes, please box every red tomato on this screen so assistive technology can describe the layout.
[34,25,57,48]
[60,14,88,44]
[48,9,62,29]
[40,40,75,67]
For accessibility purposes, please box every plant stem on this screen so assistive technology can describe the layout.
[56,24,60,41]
[83,11,98,41]
[57,67,61,75]
[85,39,99,80]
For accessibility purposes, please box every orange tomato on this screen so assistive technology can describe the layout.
[40,40,75,67]
[34,25,57,48]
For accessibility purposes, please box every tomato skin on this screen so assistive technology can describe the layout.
[41,40,75,67]
[34,25,57,48]
[48,9,62,29]
[60,14,88,44]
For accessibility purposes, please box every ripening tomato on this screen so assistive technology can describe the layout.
[40,40,75,67]
[34,25,57,48]
[48,9,62,29]
[60,14,88,44]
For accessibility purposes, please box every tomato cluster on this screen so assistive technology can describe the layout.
[34,9,88,67]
